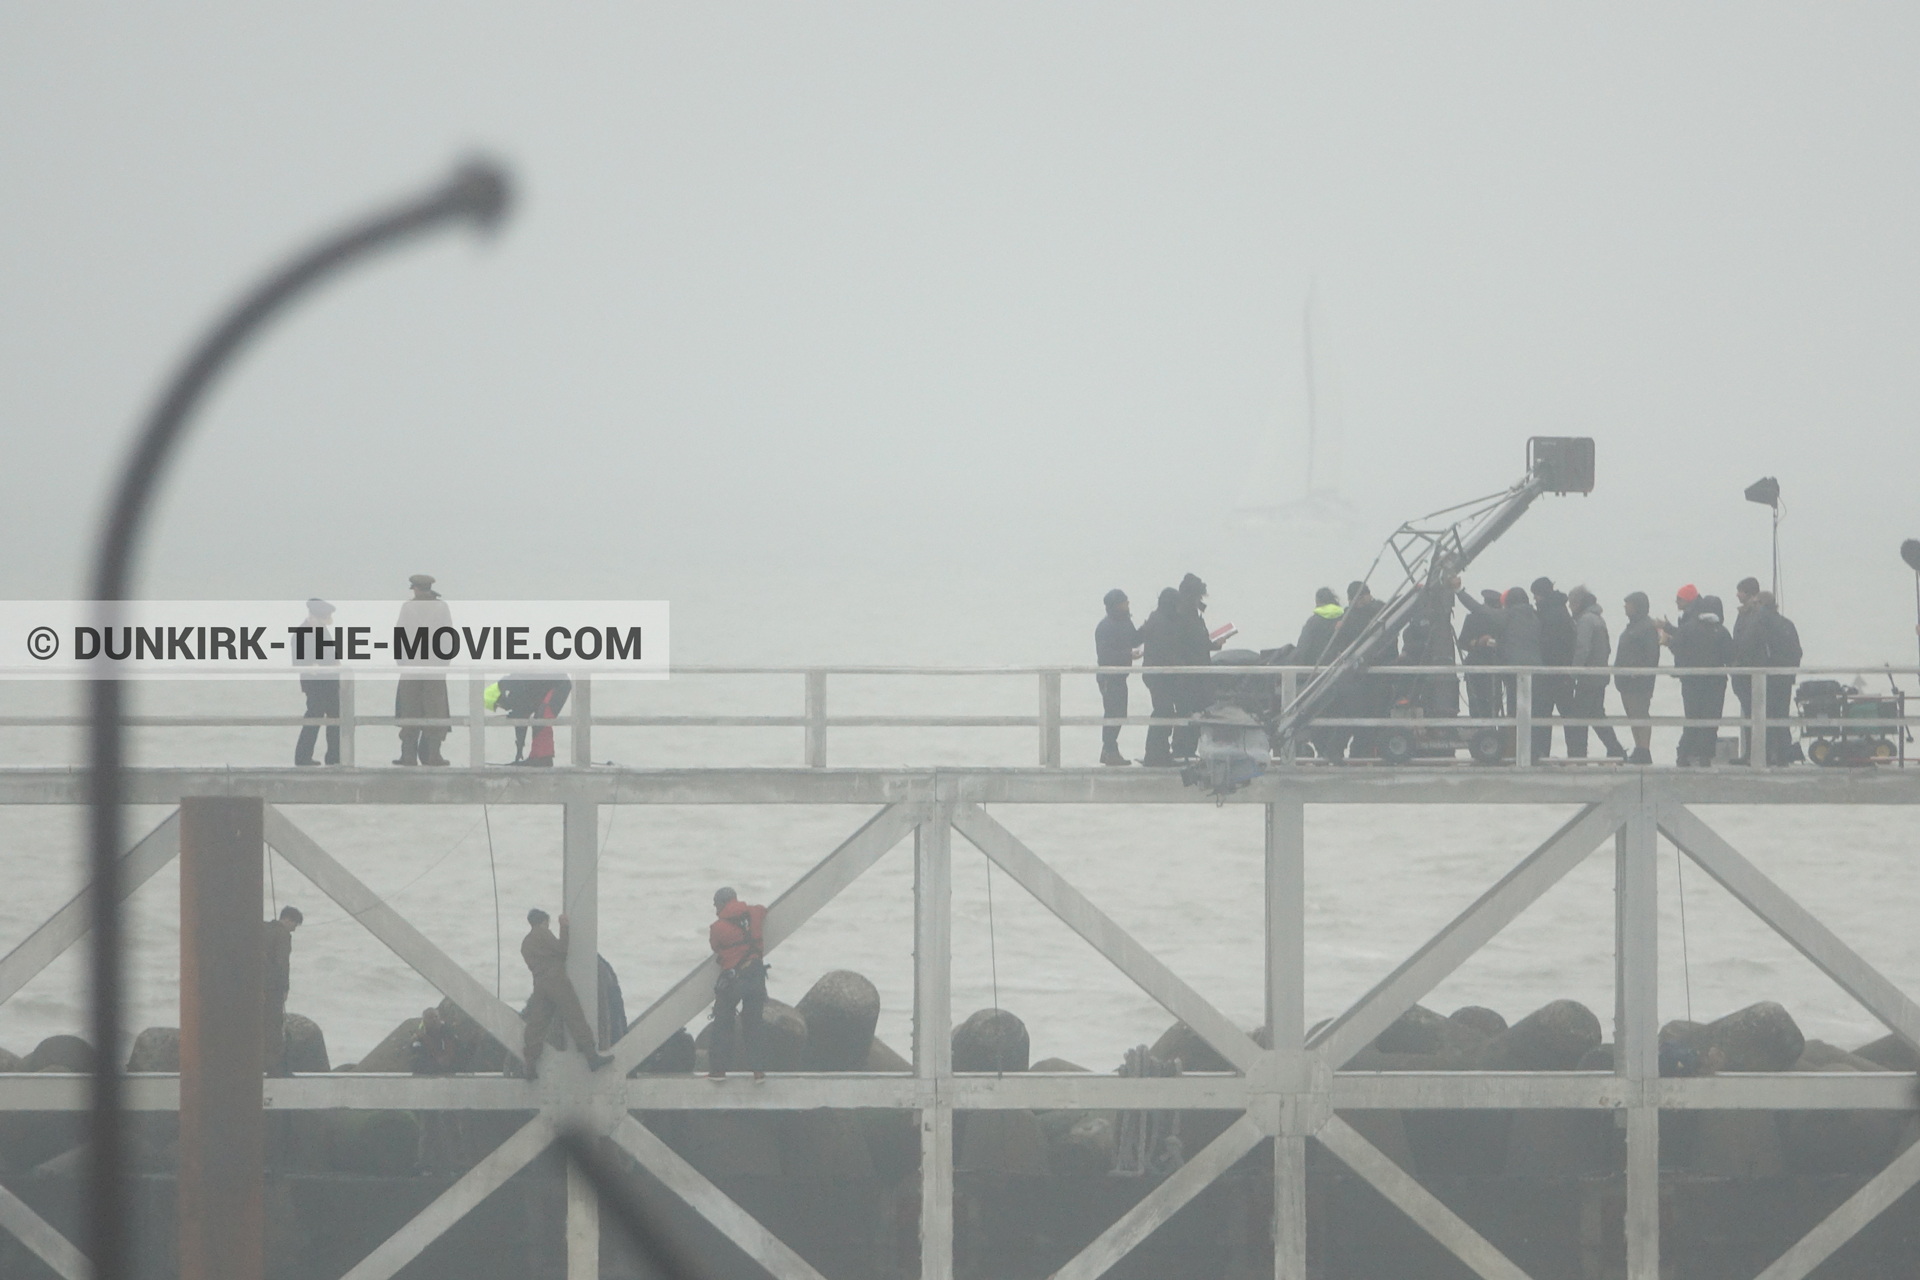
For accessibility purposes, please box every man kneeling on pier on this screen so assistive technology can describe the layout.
[708,887,768,1079]
[519,908,612,1076]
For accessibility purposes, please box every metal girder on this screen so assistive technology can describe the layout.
[1274,1134,1308,1280]
[1615,791,1660,1280]
[565,1160,597,1280]
[611,802,920,1075]
[1658,801,1920,1051]
[953,802,1263,1073]
[1316,1115,1533,1280]
[1268,798,1309,1280]
[1,763,1916,808]
[0,808,180,1006]
[1752,1137,1920,1280]
[0,1181,88,1280]
[1048,1115,1266,1280]
[263,806,524,1053]
[5,1068,1911,1115]
[609,1115,830,1280]
[1331,1072,1622,1110]
[340,1114,557,1280]
[1266,799,1306,1053]
[1310,795,1630,1068]
[917,807,955,1280]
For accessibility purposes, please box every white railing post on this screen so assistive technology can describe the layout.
[1266,798,1308,1280]
[337,675,357,768]
[1616,795,1660,1278]
[1750,670,1768,769]
[1514,672,1533,767]
[570,676,592,767]
[468,676,487,769]
[805,671,827,768]
[1279,670,1298,763]
[1039,671,1062,768]
[563,798,600,1278]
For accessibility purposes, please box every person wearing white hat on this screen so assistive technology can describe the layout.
[293,598,340,766]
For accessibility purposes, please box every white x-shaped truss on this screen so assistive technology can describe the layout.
[1,775,1918,1280]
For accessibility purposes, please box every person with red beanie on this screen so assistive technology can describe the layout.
[1658,586,1732,765]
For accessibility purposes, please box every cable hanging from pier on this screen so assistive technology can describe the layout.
[985,849,1004,1077]
[484,803,501,999]
[1674,838,1694,1023]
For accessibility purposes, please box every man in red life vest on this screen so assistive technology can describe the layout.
[708,887,768,1080]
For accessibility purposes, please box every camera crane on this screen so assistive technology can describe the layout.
[1271,437,1595,758]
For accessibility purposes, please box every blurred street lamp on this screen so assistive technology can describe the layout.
[85,159,510,1280]
[1744,476,1781,604]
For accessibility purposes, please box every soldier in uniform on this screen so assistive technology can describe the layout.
[519,908,613,1077]
[394,574,453,766]
[263,905,302,1075]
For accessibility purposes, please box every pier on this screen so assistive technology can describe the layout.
[1,668,1918,1279]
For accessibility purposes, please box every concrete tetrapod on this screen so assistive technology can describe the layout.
[795,969,880,1070]
[952,1010,1048,1176]
[125,1027,180,1073]
[952,1007,1030,1073]
[25,1034,95,1073]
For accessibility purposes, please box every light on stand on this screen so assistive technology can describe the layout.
[1745,476,1781,605]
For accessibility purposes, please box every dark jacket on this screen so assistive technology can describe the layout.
[1732,600,1766,667]
[1536,590,1575,666]
[1667,599,1733,671]
[498,675,571,719]
[1095,614,1140,669]
[1172,605,1212,666]
[1400,588,1458,665]
[1295,604,1344,666]
[1753,605,1802,669]
[1458,606,1499,664]
[1457,591,1543,666]
[1325,597,1385,662]
[1614,614,1661,697]
[263,920,293,1004]
[522,921,570,989]
[1139,597,1179,668]
[1144,598,1211,668]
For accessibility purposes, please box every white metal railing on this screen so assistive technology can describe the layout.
[0,665,1912,770]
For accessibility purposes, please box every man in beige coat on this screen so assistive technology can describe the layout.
[394,574,453,766]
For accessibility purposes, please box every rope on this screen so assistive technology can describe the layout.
[307,813,486,930]
[266,848,278,917]
[1674,840,1694,1023]
[985,854,1003,1076]
[484,803,501,999]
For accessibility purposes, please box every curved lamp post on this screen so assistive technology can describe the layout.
[85,159,511,1279]
[1903,539,1920,671]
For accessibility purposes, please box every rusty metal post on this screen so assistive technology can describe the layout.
[179,797,265,1280]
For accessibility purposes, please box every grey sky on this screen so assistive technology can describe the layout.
[4,6,1917,664]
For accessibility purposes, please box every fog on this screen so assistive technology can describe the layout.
[5,6,1919,664]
